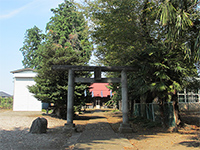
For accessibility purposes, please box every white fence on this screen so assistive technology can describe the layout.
[178,89,200,103]
[178,89,200,112]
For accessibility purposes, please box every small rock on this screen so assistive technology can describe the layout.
[29,117,48,134]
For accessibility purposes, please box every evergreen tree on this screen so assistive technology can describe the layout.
[82,0,199,128]
[20,26,45,69]
[27,0,92,118]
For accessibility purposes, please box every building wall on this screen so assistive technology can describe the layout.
[12,70,41,111]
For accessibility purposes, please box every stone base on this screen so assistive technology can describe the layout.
[118,123,133,133]
[168,126,178,133]
[63,123,77,133]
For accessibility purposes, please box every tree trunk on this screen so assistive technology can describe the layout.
[52,105,67,119]
[172,92,183,131]
[159,98,167,128]
[140,95,146,118]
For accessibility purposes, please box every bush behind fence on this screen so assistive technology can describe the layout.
[134,103,176,127]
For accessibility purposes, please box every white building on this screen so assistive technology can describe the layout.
[11,68,42,111]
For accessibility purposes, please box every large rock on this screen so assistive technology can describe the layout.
[29,117,48,134]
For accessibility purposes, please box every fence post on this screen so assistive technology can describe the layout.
[152,104,155,122]
[146,104,149,119]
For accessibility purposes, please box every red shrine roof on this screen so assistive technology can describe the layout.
[89,83,112,97]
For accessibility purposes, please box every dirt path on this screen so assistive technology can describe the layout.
[0,109,199,150]
[105,111,200,150]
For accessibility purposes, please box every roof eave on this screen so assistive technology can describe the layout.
[10,68,36,73]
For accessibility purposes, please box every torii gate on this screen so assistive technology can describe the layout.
[53,65,135,133]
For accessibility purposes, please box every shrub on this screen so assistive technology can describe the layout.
[0,97,13,109]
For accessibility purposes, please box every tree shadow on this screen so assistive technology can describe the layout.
[179,141,200,148]
[0,126,72,150]
[104,111,200,149]
[181,112,200,127]
[177,130,200,148]
[67,110,163,149]
[42,109,107,121]
[67,120,133,149]
[74,115,105,120]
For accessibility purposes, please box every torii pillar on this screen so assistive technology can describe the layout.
[67,69,74,124]
[119,69,132,133]
[64,69,76,130]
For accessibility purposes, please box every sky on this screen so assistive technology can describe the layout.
[0,0,85,95]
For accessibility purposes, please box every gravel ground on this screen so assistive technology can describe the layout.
[0,110,80,150]
[1,109,199,150]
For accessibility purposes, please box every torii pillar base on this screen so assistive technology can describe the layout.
[64,123,77,133]
[118,123,133,133]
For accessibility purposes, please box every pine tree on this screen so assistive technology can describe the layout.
[20,26,45,69]
[28,0,92,118]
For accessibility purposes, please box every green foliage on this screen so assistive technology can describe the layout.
[80,0,199,105]
[157,0,200,60]
[111,109,119,112]
[0,97,13,109]
[42,109,53,114]
[105,91,120,106]
[105,99,115,107]
[46,1,92,62]
[74,105,82,113]
[20,26,45,69]
[19,1,92,109]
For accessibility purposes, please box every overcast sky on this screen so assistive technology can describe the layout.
[0,0,85,95]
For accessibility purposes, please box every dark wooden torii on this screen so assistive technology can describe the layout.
[53,65,135,133]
